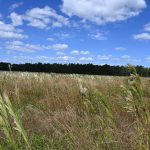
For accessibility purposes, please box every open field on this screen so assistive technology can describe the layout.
[0,71,150,150]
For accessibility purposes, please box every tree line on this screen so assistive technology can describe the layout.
[0,62,150,77]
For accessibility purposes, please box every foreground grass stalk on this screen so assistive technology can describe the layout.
[122,65,150,149]
[0,93,31,150]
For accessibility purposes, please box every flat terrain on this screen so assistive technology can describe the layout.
[0,72,150,149]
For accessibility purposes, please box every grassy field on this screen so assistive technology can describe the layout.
[0,69,150,150]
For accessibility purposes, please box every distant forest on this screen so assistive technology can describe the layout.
[0,62,150,77]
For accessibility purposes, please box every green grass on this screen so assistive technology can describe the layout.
[0,94,30,150]
[0,68,150,149]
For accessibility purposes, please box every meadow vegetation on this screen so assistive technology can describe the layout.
[0,67,150,149]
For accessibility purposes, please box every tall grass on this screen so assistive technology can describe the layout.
[0,93,30,149]
[0,69,149,149]
[122,65,150,149]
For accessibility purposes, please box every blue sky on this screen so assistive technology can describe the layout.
[0,0,150,66]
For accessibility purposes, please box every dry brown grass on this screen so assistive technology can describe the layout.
[0,71,150,149]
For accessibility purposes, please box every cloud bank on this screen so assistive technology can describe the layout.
[61,0,146,24]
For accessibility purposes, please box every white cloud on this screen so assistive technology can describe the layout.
[121,55,131,59]
[12,56,34,63]
[131,59,141,63]
[133,33,150,40]
[5,41,44,52]
[83,24,91,30]
[115,47,126,51]
[56,51,65,55]
[57,56,74,61]
[12,55,72,63]
[79,57,93,61]
[0,31,26,39]
[5,41,69,53]
[98,55,112,61]
[88,32,107,40]
[71,50,90,55]
[0,21,27,39]
[146,57,150,62]
[49,44,69,51]
[9,2,23,11]
[144,23,150,32]
[10,6,70,29]
[54,33,70,39]
[10,12,23,26]
[134,23,150,41]
[61,0,146,25]
[71,50,79,54]
[11,55,52,63]
[47,37,55,41]
[34,56,51,63]
[0,21,17,31]
[80,51,90,55]
[121,55,141,63]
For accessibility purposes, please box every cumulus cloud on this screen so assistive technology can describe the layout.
[10,6,70,29]
[0,21,27,39]
[133,33,150,40]
[10,12,23,26]
[61,0,146,25]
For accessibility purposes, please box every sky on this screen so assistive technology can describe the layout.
[0,0,150,66]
